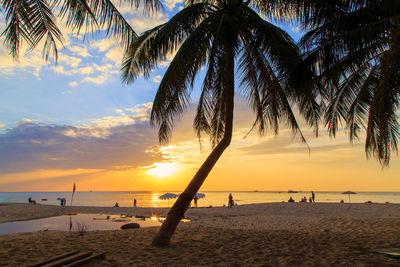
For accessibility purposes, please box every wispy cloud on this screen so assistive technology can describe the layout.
[59,53,82,68]
[68,45,91,57]
[163,0,185,10]
[69,81,78,87]
[153,75,162,83]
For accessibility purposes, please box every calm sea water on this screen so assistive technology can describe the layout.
[1,191,400,207]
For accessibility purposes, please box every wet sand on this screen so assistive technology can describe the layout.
[1,202,400,266]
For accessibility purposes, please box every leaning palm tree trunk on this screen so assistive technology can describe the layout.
[151,49,235,247]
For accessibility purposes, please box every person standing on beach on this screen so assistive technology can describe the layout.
[193,196,198,208]
[134,198,137,208]
[228,193,233,208]
[311,191,315,202]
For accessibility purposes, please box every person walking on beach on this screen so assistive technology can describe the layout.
[228,193,233,208]
[134,198,137,208]
[311,191,315,202]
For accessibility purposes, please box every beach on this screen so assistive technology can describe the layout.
[1,202,400,266]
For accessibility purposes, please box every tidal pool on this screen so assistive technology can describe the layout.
[0,214,163,235]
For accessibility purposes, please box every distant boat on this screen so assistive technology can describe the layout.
[288,190,298,193]
[41,198,48,201]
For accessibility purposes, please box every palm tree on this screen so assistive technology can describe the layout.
[299,0,400,166]
[122,0,321,246]
[0,0,162,60]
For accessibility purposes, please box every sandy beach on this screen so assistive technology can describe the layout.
[1,202,400,266]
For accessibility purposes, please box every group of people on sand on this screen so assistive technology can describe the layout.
[288,191,316,203]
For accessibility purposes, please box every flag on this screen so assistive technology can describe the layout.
[71,183,76,206]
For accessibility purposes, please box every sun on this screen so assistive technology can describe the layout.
[146,162,178,177]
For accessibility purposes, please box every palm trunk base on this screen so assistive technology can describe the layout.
[151,193,192,246]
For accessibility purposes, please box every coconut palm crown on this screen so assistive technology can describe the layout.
[299,0,400,166]
[122,0,321,246]
[0,0,162,60]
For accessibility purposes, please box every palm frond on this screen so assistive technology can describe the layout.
[27,0,64,60]
[121,2,212,83]
[1,0,32,59]
[365,40,400,166]
[325,63,372,137]
[346,65,376,141]
[150,16,213,144]
[54,0,97,34]
[90,0,138,47]
[1,0,63,60]
[238,22,308,144]
[121,24,164,82]
[240,7,320,139]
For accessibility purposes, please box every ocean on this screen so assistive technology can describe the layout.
[1,191,400,208]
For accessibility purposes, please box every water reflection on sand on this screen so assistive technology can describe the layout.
[0,213,164,235]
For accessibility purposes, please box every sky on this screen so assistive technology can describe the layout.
[1,1,400,192]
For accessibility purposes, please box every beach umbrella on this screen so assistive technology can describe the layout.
[194,193,205,199]
[159,193,178,200]
[159,193,178,206]
[342,191,356,202]
[177,193,205,199]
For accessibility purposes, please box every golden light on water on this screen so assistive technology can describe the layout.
[145,162,178,177]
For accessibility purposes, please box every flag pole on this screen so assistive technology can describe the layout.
[71,183,76,206]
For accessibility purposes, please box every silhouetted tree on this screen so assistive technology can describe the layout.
[121,0,321,246]
[300,0,400,166]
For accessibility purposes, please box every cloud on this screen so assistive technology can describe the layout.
[128,12,168,33]
[163,0,185,10]
[51,62,118,85]
[90,38,117,52]
[291,26,302,33]
[82,75,108,85]
[69,81,78,87]
[68,45,91,57]
[0,168,102,184]
[153,75,162,83]
[0,46,46,76]
[59,53,82,68]
[105,47,124,64]
[16,118,34,126]
[86,103,153,129]
[51,65,94,76]
[0,120,161,175]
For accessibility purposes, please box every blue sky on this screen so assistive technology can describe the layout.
[2,1,399,192]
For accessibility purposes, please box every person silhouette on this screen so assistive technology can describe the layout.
[228,193,233,208]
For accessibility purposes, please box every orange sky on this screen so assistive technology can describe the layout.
[1,100,399,192]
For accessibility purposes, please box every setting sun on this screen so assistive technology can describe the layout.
[146,162,178,177]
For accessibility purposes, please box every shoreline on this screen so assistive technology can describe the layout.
[1,201,400,224]
[1,202,400,266]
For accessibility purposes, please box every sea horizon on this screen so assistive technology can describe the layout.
[2,191,400,208]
